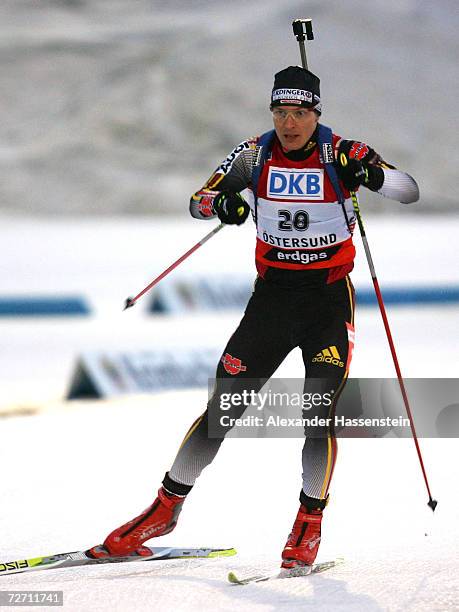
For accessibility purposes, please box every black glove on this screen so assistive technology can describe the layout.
[335,140,384,191]
[337,139,378,166]
[213,191,250,225]
[336,155,367,190]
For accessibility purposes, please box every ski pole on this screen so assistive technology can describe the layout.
[124,222,225,310]
[292,18,437,512]
[350,193,437,511]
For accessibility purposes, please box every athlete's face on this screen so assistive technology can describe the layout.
[272,106,318,151]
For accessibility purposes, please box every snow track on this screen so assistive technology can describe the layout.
[1,216,458,610]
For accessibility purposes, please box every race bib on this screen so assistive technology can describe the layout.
[267,167,324,200]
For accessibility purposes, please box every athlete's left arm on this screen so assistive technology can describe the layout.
[336,139,420,204]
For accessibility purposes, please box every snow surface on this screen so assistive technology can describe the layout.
[1,216,458,610]
[0,403,457,611]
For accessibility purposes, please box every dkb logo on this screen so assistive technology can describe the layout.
[268,168,324,200]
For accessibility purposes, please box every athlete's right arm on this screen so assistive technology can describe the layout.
[189,137,260,220]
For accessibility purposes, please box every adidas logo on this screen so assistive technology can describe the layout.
[312,346,344,368]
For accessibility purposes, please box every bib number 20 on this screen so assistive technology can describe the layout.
[278,210,310,232]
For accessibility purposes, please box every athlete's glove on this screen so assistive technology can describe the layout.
[337,140,379,166]
[335,140,384,192]
[213,191,250,225]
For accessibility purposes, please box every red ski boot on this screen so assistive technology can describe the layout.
[281,494,327,569]
[88,486,186,558]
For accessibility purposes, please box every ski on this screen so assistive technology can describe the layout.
[228,557,343,585]
[0,546,237,576]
